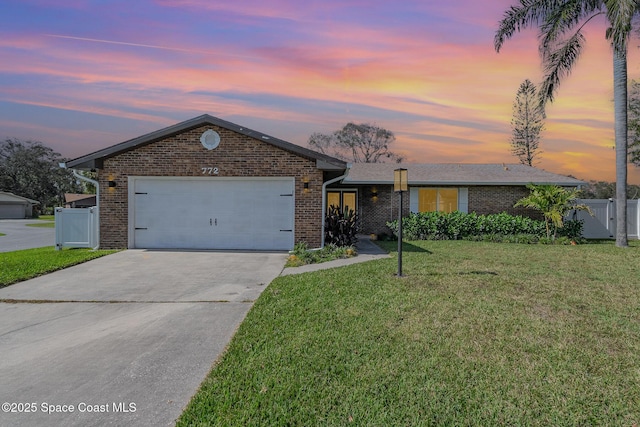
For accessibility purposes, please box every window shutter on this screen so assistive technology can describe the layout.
[458,188,468,213]
[410,187,419,213]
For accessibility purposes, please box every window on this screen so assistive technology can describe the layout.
[417,188,458,213]
[327,190,357,213]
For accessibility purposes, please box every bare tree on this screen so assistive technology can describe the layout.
[308,123,403,163]
[510,79,544,166]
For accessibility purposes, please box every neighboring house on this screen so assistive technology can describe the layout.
[64,193,97,208]
[64,114,583,250]
[0,192,39,219]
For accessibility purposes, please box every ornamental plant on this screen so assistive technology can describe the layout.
[514,184,591,239]
[325,205,359,246]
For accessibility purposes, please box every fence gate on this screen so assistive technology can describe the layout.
[55,207,99,249]
[574,199,639,240]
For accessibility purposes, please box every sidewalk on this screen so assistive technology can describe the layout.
[280,235,390,276]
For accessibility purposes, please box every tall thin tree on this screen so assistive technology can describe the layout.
[511,79,544,166]
[495,0,637,248]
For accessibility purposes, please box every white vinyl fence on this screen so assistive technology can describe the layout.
[572,199,639,240]
[54,207,99,249]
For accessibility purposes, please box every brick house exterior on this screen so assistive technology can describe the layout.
[65,115,584,249]
[66,115,346,250]
[341,163,584,237]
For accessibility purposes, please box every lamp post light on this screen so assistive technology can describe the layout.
[394,168,408,277]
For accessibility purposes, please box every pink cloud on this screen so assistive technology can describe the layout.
[2,2,640,184]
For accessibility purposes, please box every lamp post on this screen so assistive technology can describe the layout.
[394,168,408,277]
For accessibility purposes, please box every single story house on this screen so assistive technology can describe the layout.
[64,193,97,208]
[64,114,584,250]
[65,114,347,250]
[0,191,39,219]
[337,163,585,236]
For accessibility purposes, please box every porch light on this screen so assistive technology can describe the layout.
[371,186,378,202]
[394,168,408,192]
[108,180,117,188]
[302,177,310,193]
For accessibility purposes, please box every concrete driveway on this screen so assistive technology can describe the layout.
[0,219,55,252]
[0,250,286,427]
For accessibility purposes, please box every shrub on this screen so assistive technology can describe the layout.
[387,211,584,243]
[556,218,584,240]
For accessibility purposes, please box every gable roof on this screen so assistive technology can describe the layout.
[342,163,585,186]
[65,114,347,171]
[0,191,40,204]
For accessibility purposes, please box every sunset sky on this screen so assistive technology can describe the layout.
[2,0,640,184]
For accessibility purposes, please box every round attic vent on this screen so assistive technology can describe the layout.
[200,129,220,150]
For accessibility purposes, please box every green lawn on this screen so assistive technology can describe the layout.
[25,222,55,228]
[178,240,640,426]
[0,247,118,288]
[26,216,55,228]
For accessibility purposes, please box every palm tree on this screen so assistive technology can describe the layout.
[515,184,591,239]
[495,0,637,248]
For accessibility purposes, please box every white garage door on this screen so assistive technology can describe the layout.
[130,177,294,250]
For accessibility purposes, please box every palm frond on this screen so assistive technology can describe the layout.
[538,29,585,106]
[496,0,565,52]
[539,0,603,53]
[604,0,638,53]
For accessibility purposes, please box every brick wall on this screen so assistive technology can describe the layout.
[358,185,409,236]
[468,186,539,217]
[98,125,323,249]
[358,185,540,236]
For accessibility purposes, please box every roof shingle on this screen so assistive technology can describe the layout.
[342,163,584,186]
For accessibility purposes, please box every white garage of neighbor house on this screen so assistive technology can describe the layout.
[0,192,39,219]
[64,114,348,251]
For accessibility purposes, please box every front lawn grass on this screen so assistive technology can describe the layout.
[26,216,55,228]
[25,222,55,228]
[178,240,640,426]
[0,247,118,288]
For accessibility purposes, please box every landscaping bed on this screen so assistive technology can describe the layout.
[285,242,357,267]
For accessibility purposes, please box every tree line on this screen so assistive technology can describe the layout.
[0,138,81,214]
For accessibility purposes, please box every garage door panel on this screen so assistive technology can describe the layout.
[131,178,294,250]
[0,204,25,219]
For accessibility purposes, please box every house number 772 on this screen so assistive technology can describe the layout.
[202,167,219,175]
